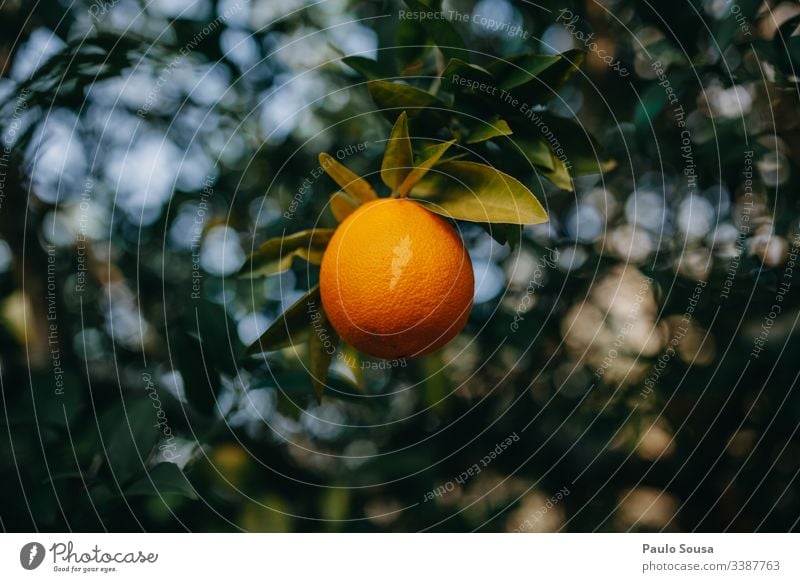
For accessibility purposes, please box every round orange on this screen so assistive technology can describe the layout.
[320,198,474,359]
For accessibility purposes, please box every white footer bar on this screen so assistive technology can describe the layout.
[1,533,797,580]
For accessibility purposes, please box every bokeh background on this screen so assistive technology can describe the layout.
[1,0,799,532]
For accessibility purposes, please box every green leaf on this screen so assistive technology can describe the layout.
[442,58,495,92]
[503,137,554,170]
[535,115,616,177]
[479,223,523,248]
[307,305,339,401]
[105,399,160,483]
[330,192,359,222]
[26,371,82,429]
[634,82,668,130]
[488,54,562,90]
[395,17,430,73]
[634,68,690,130]
[397,139,455,197]
[441,59,498,115]
[175,331,219,416]
[246,286,320,354]
[193,299,242,375]
[333,344,366,394]
[319,153,377,204]
[464,117,513,144]
[534,150,574,191]
[341,56,386,80]
[509,115,614,185]
[403,0,466,63]
[381,111,414,191]
[240,229,335,278]
[126,463,198,499]
[421,351,449,413]
[410,161,548,225]
[45,471,87,484]
[367,80,448,120]
[489,50,585,102]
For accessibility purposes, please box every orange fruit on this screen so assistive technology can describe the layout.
[320,198,474,359]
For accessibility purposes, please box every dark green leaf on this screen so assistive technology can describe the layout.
[126,463,198,499]
[403,0,467,63]
[368,80,449,120]
[488,50,585,103]
[175,331,220,416]
[502,136,555,170]
[193,300,242,375]
[105,399,160,483]
[307,306,339,401]
[442,58,495,92]
[441,59,499,115]
[509,115,614,185]
[246,286,321,354]
[26,371,82,429]
[341,56,388,80]
[479,223,523,248]
[395,17,430,73]
[488,54,562,90]
[634,82,669,130]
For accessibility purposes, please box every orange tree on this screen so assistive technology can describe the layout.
[2,0,799,533]
[240,43,611,400]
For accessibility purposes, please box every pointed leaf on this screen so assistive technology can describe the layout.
[330,191,359,222]
[381,111,414,190]
[442,58,495,92]
[509,114,614,184]
[502,137,554,170]
[403,0,466,63]
[307,304,339,401]
[488,50,585,103]
[246,286,320,354]
[535,115,616,177]
[105,399,160,483]
[539,152,573,191]
[441,59,499,115]
[193,299,242,375]
[296,246,326,265]
[319,153,377,204]
[479,223,523,248]
[126,463,198,499]
[368,80,449,120]
[488,54,562,90]
[334,344,366,393]
[397,139,455,197]
[396,17,430,73]
[464,117,513,144]
[410,161,548,225]
[341,56,386,80]
[240,229,335,278]
[175,331,219,416]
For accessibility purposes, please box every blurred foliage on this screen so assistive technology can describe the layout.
[0,0,799,532]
